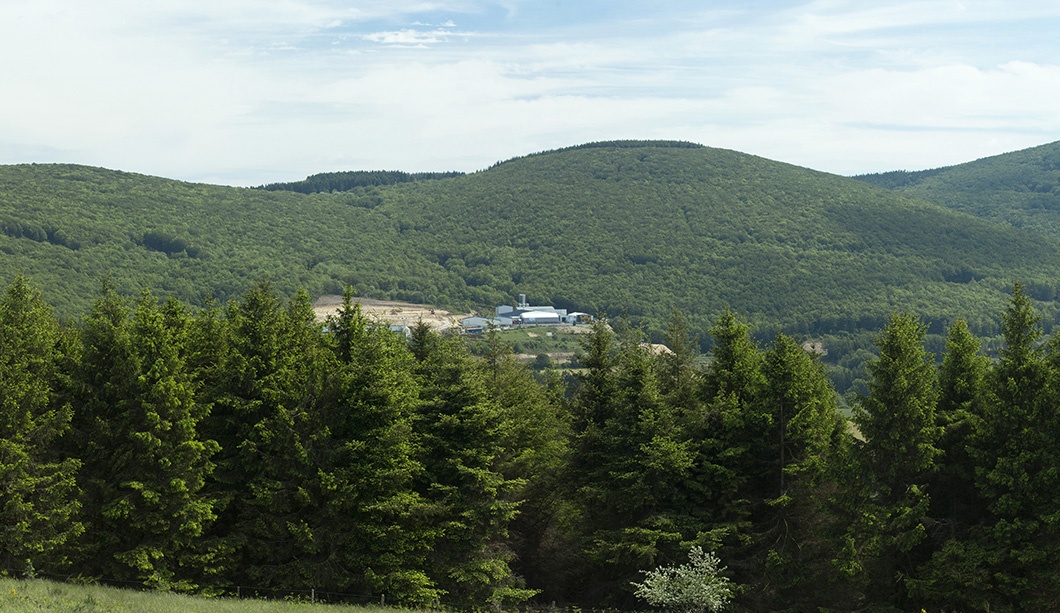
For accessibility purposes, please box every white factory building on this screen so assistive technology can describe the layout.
[460,294,591,332]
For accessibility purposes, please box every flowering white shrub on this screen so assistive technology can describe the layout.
[630,546,734,613]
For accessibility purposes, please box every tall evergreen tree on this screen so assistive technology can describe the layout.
[689,310,769,565]
[703,310,767,406]
[961,282,1060,610]
[567,322,696,606]
[69,289,219,589]
[408,322,528,607]
[478,327,573,603]
[308,290,435,602]
[657,310,702,413]
[204,284,323,590]
[933,319,989,528]
[764,335,841,502]
[0,275,82,574]
[910,318,993,609]
[840,312,939,609]
[748,333,845,611]
[564,319,618,604]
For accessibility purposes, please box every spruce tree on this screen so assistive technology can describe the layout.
[657,310,701,413]
[310,290,435,602]
[567,322,695,606]
[204,283,322,590]
[750,333,845,610]
[70,289,219,589]
[933,319,988,528]
[478,327,572,603]
[689,310,768,562]
[408,322,527,607]
[910,319,993,609]
[966,282,1060,609]
[841,312,939,608]
[0,276,83,574]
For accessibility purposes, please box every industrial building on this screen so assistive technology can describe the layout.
[460,294,591,332]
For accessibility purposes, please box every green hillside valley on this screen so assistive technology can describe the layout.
[6,140,1060,611]
[5,140,1060,387]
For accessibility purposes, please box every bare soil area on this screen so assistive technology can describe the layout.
[312,295,473,331]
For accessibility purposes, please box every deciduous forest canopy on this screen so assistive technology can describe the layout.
[5,139,1060,388]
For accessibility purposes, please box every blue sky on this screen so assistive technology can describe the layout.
[2,1,1059,185]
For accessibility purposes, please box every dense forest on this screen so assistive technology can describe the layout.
[855,140,1060,237]
[4,274,1059,612]
[259,170,466,194]
[6,141,1060,394]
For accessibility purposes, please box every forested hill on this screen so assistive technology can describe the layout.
[260,169,465,194]
[367,144,1060,341]
[854,139,1060,237]
[3,142,1060,350]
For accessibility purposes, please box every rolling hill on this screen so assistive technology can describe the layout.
[854,139,1060,239]
[3,141,1060,371]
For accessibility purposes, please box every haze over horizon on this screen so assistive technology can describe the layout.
[3,1,1060,186]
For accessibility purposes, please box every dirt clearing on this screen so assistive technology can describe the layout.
[312,295,472,331]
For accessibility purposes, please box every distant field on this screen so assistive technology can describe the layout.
[462,324,593,367]
[0,577,391,613]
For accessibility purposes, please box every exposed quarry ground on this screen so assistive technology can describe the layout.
[312,295,472,331]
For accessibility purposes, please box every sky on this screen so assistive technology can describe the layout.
[2,0,1060,186]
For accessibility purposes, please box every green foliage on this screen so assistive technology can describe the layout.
[630,546,734,613]
[7,141,1060,394]
[840,312,940,608]
[313,290,434,602]
[911,285,1060,611]
[856,140,1060,239]
[745,333,846,610]
[0,276,83,573]
[378,142,1058,349]
[977,282,1051,523]
[11,269,1060,608]
[0,164,451,315]
[477,328,573,600]
[567,322,695,604]
[931,319,989,526]
[908,320,990,609]
[202,283,325,590]
[855,313,940,491]
[260,170,464,194]
[67,288,220,590]
[963,283,1060,609]
[408,323,530,607]
[765,334,843,488]
[699,309,769,530]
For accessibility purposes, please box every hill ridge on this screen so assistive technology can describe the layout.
[852,139,1060,237]
[5,141,1060,390]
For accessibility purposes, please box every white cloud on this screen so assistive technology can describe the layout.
[411,19,459,27]
[1,0,1059,184]
[363,28,457,46]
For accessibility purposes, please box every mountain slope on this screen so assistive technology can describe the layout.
[371,143,1060,337]
[854,140,1060,237]
[1,143,1058,346]
[0,164,450,314]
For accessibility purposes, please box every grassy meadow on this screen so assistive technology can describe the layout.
[0,577,391,613]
